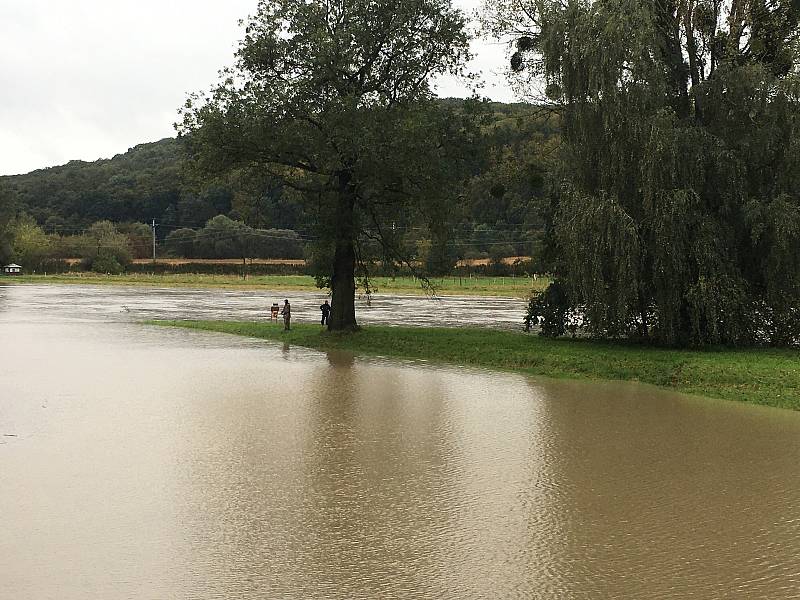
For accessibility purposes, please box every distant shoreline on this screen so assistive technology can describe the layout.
[2,273,546,298]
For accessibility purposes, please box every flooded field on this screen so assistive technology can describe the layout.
[0,283,526,330]
[1,284,799,599]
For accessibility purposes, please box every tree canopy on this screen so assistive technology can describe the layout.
[178,0,478,330]
[164,215,304,260]
[491,0,800,346]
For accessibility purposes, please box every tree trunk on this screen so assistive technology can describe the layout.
[683,1,703,121]
[655,1,691,120]
[728,0,746,53]
[328,171,359,331]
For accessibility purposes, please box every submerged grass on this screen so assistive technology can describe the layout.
[149,320,800,410]
[9,273,546,298]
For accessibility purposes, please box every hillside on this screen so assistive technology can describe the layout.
[1,138,186,232]
[1,100,560,263]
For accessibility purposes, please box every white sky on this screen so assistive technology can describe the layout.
[0,0,515,176]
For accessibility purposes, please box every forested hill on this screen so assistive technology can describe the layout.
[1,138,186,233]
[1,100,560,260]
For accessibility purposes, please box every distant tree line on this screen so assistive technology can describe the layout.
[164,215,303,260]
[0,213,305,274]
[0,100,557,280]
[1,216,138,274]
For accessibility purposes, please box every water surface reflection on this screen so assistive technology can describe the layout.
[1,285,799,599]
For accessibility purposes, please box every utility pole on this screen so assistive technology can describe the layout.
[151,219,157,262]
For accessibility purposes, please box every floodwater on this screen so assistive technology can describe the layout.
[0,283,527,329]
[1,285,799,599]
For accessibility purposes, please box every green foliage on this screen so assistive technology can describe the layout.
[0,141,250,241]
[0,139,183,229]
[495,0,800,346]
[524,280,577,337]
[10,215,51,271]
[303,240,335,289]
[163,216,304,259]
[178,0,476,329]
[124,263,305,276]
[423,239,458,276]
[117,222,153,259]
[79,220,133,272]
[192,215,246,259]
[164,228,197,258]
[90,252,125,275]
[452,103,559,262]
[51,234,94,260]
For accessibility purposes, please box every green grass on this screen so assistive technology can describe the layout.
[8,273,547,297]
[9,273,317,291]
[148,320,800,410]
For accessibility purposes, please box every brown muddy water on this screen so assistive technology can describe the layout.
[1,284,799,599]
[0,283,527,330]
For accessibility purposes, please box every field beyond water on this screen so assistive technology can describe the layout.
[150,320,800,410]
[9,273,546,297]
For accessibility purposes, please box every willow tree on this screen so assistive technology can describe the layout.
[178,0,475,331]
[489,0,800,346]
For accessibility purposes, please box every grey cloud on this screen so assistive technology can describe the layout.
[0,0,515,176]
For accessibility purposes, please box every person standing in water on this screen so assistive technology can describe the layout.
[320,300,331,326]
[280,299,291,331]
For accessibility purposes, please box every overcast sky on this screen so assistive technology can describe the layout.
[0,1,515,176]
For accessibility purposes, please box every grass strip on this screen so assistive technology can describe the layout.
[8,273,546,298]
[148,320,800,410]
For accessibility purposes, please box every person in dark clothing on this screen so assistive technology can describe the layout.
[281,299,291,331]
[320,300,331,326]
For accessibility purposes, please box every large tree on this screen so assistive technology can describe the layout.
[178,0,475,330]
[10,215,51,270]
[489,0,800,346]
